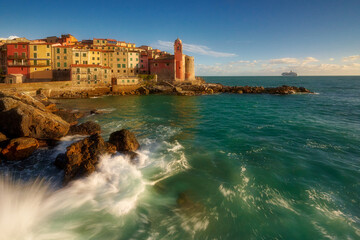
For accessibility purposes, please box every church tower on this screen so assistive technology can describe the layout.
[174,38,184,80]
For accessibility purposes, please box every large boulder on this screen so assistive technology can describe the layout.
[68,121,101,136]
[54,109,79,126]
[0,102,70,139]
[61,133,116,184]
[1,137,39,161]
[108,129,140,152]
[0,91,70,140]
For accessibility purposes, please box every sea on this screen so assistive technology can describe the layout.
[0,76,359,240]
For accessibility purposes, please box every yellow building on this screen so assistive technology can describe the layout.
[29,43,52,80]
[72,48,89,65]
[112,49,128,78]
[127,51,140,76]
[71,64,110,85]
[89,49,102,65]
[53,45,72,69]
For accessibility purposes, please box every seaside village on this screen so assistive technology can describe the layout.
[0,34,195,86]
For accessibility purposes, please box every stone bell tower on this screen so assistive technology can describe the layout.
[174,38,184,81]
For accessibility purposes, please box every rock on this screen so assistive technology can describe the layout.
[128,151,140,164]
[62,133,116,183]
[137,86,150,95]
[173,87,183,93]
[54,153,67,169]
[0,102,70,140]
[0,132,7,143]
[68,121,101,136]
[0,91,46,111]
[1,137,39,161]
[54,109,79,126]
[108,129,140,152]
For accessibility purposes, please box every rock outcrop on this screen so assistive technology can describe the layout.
[0,92,70,140]
[0,132,7,143]
[60,133,116,184]
[68,121,101,136]
[108,129,140,152]
[53,109,80,126]
[1,137,39,161]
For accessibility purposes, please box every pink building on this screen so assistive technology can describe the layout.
[6,42,30,79]
[139,52,149,74]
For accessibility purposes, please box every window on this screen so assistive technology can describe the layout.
[104,53,106,56]
[124,70,126,73]
[77,81,80,84]
[83,61,87,64]
[64,49,67,54]
[94,68,97,71]
[117,58,120,61]
[132,80,135,83]
[97,40,99,43]
[22,45,25,49]
[105,75,107,79]
[47,53,50,57]
[136,64,138,67]
[14,52,18,58]
[77,75,80,80]
[136,58,138,61]
[127,80,130,83]
[94,75,97,80]
[34,60,37,65]
[64,56,67,60]
[117,70,120,73]
[75,53,79,57]
[88,81,91,84]
[57,56,60,59]
[34,53,37,58]
[97,57,100,60]
[92,57,95,60]
[57,48,60,54]
[102,40,104,43]
[22,53,26,58]
[83,53,86,57]
[34,46,37,51]
[105,69,107,73]
[122,64,126,68]
[47,45,50,48]
[141,64,144,68]
[87,68,90,73]
[46,60,50,65]
[117,64,120,68]
[123,58,126,61]
[104,58,107,61]
[141,60,143,63]
[130,58,132,61]
[130,63,133,68]
[76,68,80,73]
[14,44,18,49]
[130,53,132,55]
[64,62,67,67]
[57,62,60,67]
[122,80,125,83]
[34,67,37,70]
[88,75,90,80]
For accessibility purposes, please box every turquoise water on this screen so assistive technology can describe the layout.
[1,76,359,239]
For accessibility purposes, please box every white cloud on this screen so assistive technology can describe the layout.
[269,58,299,64]
[196,56,360,76]
[329,58,334,61]
[0,36,19,40]
[156,40,237,57]
[342,55,360,62]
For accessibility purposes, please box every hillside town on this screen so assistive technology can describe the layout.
[0,34,195,85]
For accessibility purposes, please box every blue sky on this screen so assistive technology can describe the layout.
[1,0,360,75]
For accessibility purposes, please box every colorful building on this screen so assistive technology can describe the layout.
[29,43,52,80]
[71,64,110,85]
[5,42,30,79]
[53,45,73,70]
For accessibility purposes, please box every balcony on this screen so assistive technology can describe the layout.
[8,62,30,67]
[30,63,51,67]
[7,55,27,60]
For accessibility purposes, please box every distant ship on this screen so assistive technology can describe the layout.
[281,71,297,77]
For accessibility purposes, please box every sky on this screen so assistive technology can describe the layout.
[1,0,359,76]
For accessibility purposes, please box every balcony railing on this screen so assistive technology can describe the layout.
[30,63,51,67]
[8,62,30,67]
[7,55,27,60]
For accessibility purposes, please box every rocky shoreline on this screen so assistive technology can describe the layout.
[0,82,312,184]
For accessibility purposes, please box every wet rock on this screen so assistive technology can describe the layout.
[63,133,116,183]
[0,132,7,143]
[1,137,39,161]
[108,129,140,152]
[54,153,66,169]
[137,86,150,95]
[0,102,70,140]
[54,109,79,126]
[68,121,101,136]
